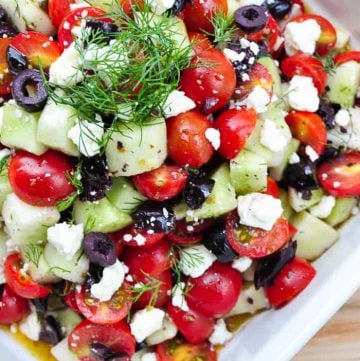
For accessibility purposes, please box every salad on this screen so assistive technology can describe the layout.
[0,0,359,360]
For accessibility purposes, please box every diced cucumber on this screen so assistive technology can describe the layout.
[44,244,89,283]
[51,338,78,361]
[1,102,47,155]
[292,211,339,261]
[0,229,8,283]
[146,317,178,346]
[2,194,60,246]
[55,309,82,335]
[131,350,149,361]
[230,149,267,195]
[0,170,11,211]
[106,177,147,214]
[187,164,237,221]
[327,61,360,107]
[73,197,132,233]
[173,201,187,220]
[325,197,357,227]
[105,118,167,176]
[279,189,294,221]
[288,187,324,212]
[257,56,282,97]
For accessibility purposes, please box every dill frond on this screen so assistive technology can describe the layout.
[24,243,43,268]
[0,155,9,176]
[207,11,237,45]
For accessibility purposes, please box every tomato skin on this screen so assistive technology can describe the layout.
[318,152,360,197]
[285,111,327,155]
[64,290,80,313]
[0,285,29,324]
[4,253,51,299]
[265,257,316,308]
[68,319,136,360]
[263,177,280,198]
[185,262,242,318]
[48,0,75,28]
[167,111,214,168]
[188,32,212,55]
[180,49,236,114]
[167,304,215,344]
[226,212,291,259]
[8,150,75,207]
[132,164,188,201]
[0,38,14,96]
[110,226,164,248]
[214,107,257,160]
[334,51,360,65]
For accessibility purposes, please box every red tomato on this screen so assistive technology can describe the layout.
[48,0,76,28]
[182,0,227,33]
[123,239,172,277]
[226,211,290,259]
[180,49,236,114]
[281,54,327,94]
[185,262,242,317]
[167,111,214,168]
[0,38,13,96]
[214,107,257,160]
[0,285,29,324]
[4,253,51,299]
[10,32,61,70]
[291,14,337,56]
[75,283,132,325]
[265,257,316,307]
[263,177,280,198]
[262,16,282,53]
[288,223,298,239]
[334,51,360,65]
[167,304,215,344]
[285,111,327,155]
[188,32,212,55]
[156,338,217,361]
[64,290,80,313]
[318,152,360,197]
[132,164,188,201]
[291,0,305,12]
[68,319,136,360]
[8,150,75,207]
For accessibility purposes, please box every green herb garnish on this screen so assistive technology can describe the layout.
[24,243,43,268]
[208,11,237,46]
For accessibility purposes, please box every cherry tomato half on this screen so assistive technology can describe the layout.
[0,285,29,324]
[188,32,213,55]
[263,177,280,198]
[48,0,76,28]
[64,290,80,313]
[334,51,360,65]
[0,38,13,96]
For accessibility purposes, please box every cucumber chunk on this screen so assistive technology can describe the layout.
[73,197,132,233]
[292,211,339,261]
[230,149,268,195]
[2,194,60,246]
[288,187,324,212]
[279,189,294,221]
[258,56,282,97]
[0,169,11,211]
[54,309,82,335]
[325,197,357,227]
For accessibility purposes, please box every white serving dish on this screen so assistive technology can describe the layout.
[1,1,359,361]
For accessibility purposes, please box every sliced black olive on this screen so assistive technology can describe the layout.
[169,0,186,15]
[6,46,28,74]
[86,263,103,288]
[106,355,130,361]
[31,298,47,314]
[0,7,7,22]
[316,146,340,166]
[39,315,62,345]
[203,223,237,263]
[0,22,18,38]
[46,294,67,311]
[83,232,117,267]
[11,69,48,112]
[265,0,293,21]
[133,202,176,233]
[234,5,269,33]
[183,178,215,209]
[85,20,119,43]
[135,342,148,351]
[90,342,118,360]
[316,99,338,129]
[254,241,297,289]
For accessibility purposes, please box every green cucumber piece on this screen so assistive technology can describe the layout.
[73,197,132,233]
[288,187,324,212]
[279,189,294,221]
[325,197,357,227]
[292,211,339,261]
[55,309,82,335]
[0,169,11,211]
[258,56,282,97]
[230,149,267,195]
[1,102,47,155]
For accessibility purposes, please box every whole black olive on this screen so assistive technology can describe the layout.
[0,22,18,38]
[169,0,186,15]
[234,5,269,33]
[183,178,215,210]
[11,69,48,112]
[7,46,28,74]
[316,146,340,166]
[0,7,7,22]
[316,99,338,129]
[203,223,237,263]
[265,0,293,21]
[39,315,62,345]
[31,298,47,314]
[84,232,117,267]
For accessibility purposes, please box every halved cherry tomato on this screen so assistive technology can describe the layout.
[4,253,51,299]
[288,223,298,239]
[318,152,360,197]
[226,211,290,259]
[132,164,188,201]
[188,32,212,55]
[8,150,75,207]
[262,16,282,53]
[156,338,217,361]
[285,111,327,155]
[69,319,136,360]
[265,257,316,307]
[64,290,80,313]
[334,51,360,65]
[0,285,29,324]
[180,49,236,114]
[291,0,305,12]
[167,111,214,168]
[185,262,242,317]
[291,14,337,56]
[0,38,13,95]
[263,177,280,198]
[214,107,257,160]
[167,304,215,344]
[48,0,76,28]
[281,54,327,94]
[75,283,132,325]
[10,32,61,70]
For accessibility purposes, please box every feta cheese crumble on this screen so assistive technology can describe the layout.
[148,0,175,15]
[305,145,319,162]
[130,308,165,342]
[260,119,291,152]
[0,148,11,161]
[334,109,350,127]
[146,316,178,345]
[180,245,216,278]
[163,90,196,118]
[310,196,336,219]
[288,76,319,112]
[171,282,189,312]
[289,152,300,164]
[141,353,158,361]
[237,193,283,231]
[223,48,246,63]
[205,128,221,150]
[246,86,270,113]
[232,256,252,273]
[19,305,41,341]
[209,319,232,345]
[47,223,84,261]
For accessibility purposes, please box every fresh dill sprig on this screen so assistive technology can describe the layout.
[130,275,164,307]
[24,243,43,268]
[322,54,338,75]
[0,155,9,176]
[207,11,237,45]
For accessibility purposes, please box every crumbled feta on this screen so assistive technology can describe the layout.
[334,109,350,127]
[305,145,319,162]
[163,90,196,118]
[209,319,232,345]
[180,245,216,278]
[47,223,84,261]
[141,353,158,361]
[223,48,246,63]
[69,0,89,11]
[310,196,336,219]
[51,338,79,361]
[284,19,321,56]
[171,282,189,312]
[246,86,270,114]
[0,148,11,161]
[90,260,128,302]
[237,193,283,231]
[335,27,350,50]
[130,308,165,342]
[288,76,319,112]
[260,118,291,152]
[205,128,221,150]
[19,305,41,341]
[232,257,252,273]
[146,316,178,346]
[239,0,265,6]
[289,152,300,164]
[148,0,175,14]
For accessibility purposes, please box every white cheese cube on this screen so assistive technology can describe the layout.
[163,90,196,118]
[246,86,270,114]
[260,118,291,152]
[130,308,165,342]
[288,76,319,112]
[171,282,189,312]
[209,319,232,345]
[19,305,41,341]
[205,128,221,150]
[310,196,336,219]
[232,257,252,273]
